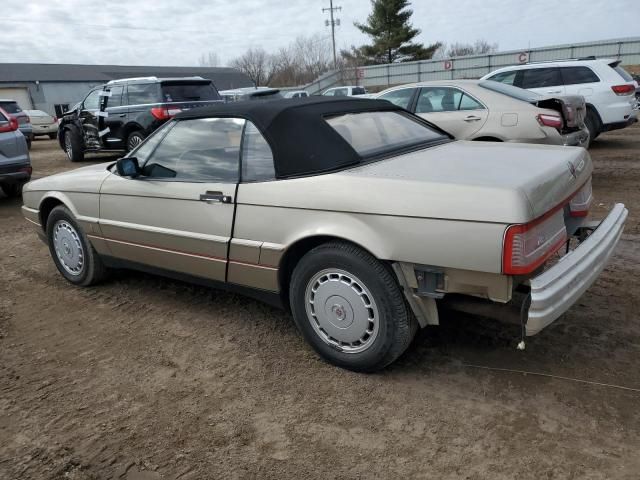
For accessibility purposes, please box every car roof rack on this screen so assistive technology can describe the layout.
[524,56,611,65]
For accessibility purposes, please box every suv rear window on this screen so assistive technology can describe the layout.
[0,101,21,114]
[351,87,367,95]
[326,111,446,157]
[161,82,221,102]
[561,66,599,85]
[612,65,633,82]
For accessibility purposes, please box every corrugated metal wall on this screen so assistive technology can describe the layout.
[305,37,640,94]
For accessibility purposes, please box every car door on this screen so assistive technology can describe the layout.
[78,88,103,150]
[519,67,566,96]
[560,66,600,100]
[98,117,245,282]
[414,87,488,139]
[103,84,127,149]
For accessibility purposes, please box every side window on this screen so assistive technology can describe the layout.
[143,118,245,182]
[488,71,517,86]
[126,83,159,105]
[106,85,124,108]
[561,67,600,85]
[82,90,101,110]
[521,68,562,89]
[378,88,416,109]
[323,89,335,96]
[459,93,484,110]
[241,122,275,182]
[416,87,462,113]
[334,88,348,97]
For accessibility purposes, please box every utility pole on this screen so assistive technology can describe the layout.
[323,0,341,69]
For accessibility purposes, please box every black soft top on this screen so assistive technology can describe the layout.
[175,96,404,179]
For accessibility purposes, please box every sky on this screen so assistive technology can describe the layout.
[0,0,636,66]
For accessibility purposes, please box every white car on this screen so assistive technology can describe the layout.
[282,90,309,99]
[481,58,638,145]
[322,86,368,97]
[24,110,58,139]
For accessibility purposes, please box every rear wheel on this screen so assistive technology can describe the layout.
[1,183,23,198]
[48,133,57,140]
[585,109,601,147]
[46,205,108,286]
[289,241,417,372]
[64,129,84,162]
[126,131,145,152]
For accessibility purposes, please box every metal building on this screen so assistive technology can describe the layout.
[0,63,253,116]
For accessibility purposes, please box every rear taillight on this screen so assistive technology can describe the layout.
[503,209,567,275]
[0,116,19,132]
[536,113,563,129]
[24,115,30,124]
[611,84,635,95]
[20,166,33,175]
[52,116,57,123]
[150,107,182,120]
[569,179,593,217]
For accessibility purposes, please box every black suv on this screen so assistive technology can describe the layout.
[58,76,222,162]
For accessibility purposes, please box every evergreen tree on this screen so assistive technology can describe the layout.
[353,0,440,64]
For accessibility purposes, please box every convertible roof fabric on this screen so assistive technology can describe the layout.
[175,97,403,179]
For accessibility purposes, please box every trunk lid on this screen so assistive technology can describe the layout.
[534,95,586,131]
[335,141,592,223]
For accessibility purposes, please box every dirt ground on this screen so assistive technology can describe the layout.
[1,127,639,480]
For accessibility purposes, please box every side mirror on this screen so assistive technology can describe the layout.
[116,157,141,177]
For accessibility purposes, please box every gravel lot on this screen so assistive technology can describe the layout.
[1,127,639,479]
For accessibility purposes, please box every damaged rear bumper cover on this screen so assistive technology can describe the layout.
[527,203,628,336]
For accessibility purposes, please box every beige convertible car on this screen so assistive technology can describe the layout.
[375,80,590,148]
[21,97,627,371]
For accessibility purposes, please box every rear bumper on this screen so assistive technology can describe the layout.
[0,163,31,184]
[602,117,638,133]
[526,203,628,335]
[561,127,590,148]
[32,124,59,135]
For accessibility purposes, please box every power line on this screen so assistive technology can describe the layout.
[322,0,341,69]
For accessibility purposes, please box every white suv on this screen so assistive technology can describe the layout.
[322,86,368,97]
[481,59,637,145]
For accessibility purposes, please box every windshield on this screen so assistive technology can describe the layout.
[326,111,447,158]
[478,80,541,103]
[161,82,221,102]
[0,101,22,114]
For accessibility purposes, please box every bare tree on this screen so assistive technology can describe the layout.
[229,47,277,86]
[198,52,220,67]
[444,39,498,58]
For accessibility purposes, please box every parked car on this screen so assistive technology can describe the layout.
[282,90,309,99]
[22,97,627,371]
[322,86,368,97]
[219,87,283,102]
[0,99,33,149]
[375,80,589,147]
[58,76,223,162]
[0,107,31,198]
[481,59,638,144]
[25,109,58,139]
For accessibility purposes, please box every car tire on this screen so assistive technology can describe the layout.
[46,205,108,286]
[64,129,84,162]
[48,133,57,140]
[289,241,417,372]
[1,183,23,198]
[126,131,146,152]
[585,109,600,147]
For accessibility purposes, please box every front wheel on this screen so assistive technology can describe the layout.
[64,129,84,162]
[289,241,417,372]
[46,205,108,286]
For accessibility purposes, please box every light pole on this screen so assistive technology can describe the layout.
[323,0,341,70]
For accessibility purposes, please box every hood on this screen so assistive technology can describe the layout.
[252,141,592,224]
[26,162,112,194]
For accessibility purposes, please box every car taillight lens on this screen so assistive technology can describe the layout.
[150,107,182,120]
[536,113,563,129]
[0,117,19,132]
[611,84,635,95]
[503,209,567,275]
[20,166,33,175]
[569,179,593,217]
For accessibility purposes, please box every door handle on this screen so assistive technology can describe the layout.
[118,113,126,117]
[546,90,562,94]
[199,192,232,204]
[464,115,481,122]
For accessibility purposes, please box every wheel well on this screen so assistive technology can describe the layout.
[123,123,143,139]
[39,197,64,231]
[472,136,502,142]
[277,235,378,309]
[585,104,602,125]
